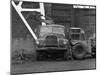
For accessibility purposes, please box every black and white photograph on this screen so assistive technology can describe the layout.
[11,0,96,74]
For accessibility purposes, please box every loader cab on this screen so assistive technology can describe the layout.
[69,27,88,60]
[69,27,85,41]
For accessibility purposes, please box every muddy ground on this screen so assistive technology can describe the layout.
[11,58,96,74]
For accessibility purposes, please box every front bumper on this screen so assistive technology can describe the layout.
[36,47,67,51]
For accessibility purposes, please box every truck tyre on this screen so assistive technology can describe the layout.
[72,43,87,60]
[36,51,47,61]
[64,51,69,60]
[36,51,43,61]
[36,51,40,61]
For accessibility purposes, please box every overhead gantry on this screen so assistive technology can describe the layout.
[11,0,46,41]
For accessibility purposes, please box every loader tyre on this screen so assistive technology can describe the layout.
[72,43,87,59]
[91,47,96,58]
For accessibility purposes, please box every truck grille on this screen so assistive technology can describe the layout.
[45,35,58,47]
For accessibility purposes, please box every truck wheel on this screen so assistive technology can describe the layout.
[64,51,70,60]
[36,51,47,61]
[36,51,43,61]
[72,43,87,60]
[36,51,40,61]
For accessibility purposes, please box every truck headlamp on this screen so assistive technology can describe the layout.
[63,39,68,44]
[36,40,39,45]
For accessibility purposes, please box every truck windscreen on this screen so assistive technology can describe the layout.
[40,26,64,37]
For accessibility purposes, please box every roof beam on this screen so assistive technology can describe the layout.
[21,8,41,12]
[12,1,38,40]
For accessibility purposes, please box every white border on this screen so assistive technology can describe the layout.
[21,0,96,5]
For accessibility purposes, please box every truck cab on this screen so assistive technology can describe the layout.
[35,24,68,60]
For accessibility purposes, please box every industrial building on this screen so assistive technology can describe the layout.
[11,1,96,40]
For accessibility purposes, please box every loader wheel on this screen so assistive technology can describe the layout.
[72,43,87,60]
[91,47,96,58]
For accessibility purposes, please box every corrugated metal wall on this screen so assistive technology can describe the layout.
[11,2,96,39]
[73,8,96,39]
[51,3,73,27]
